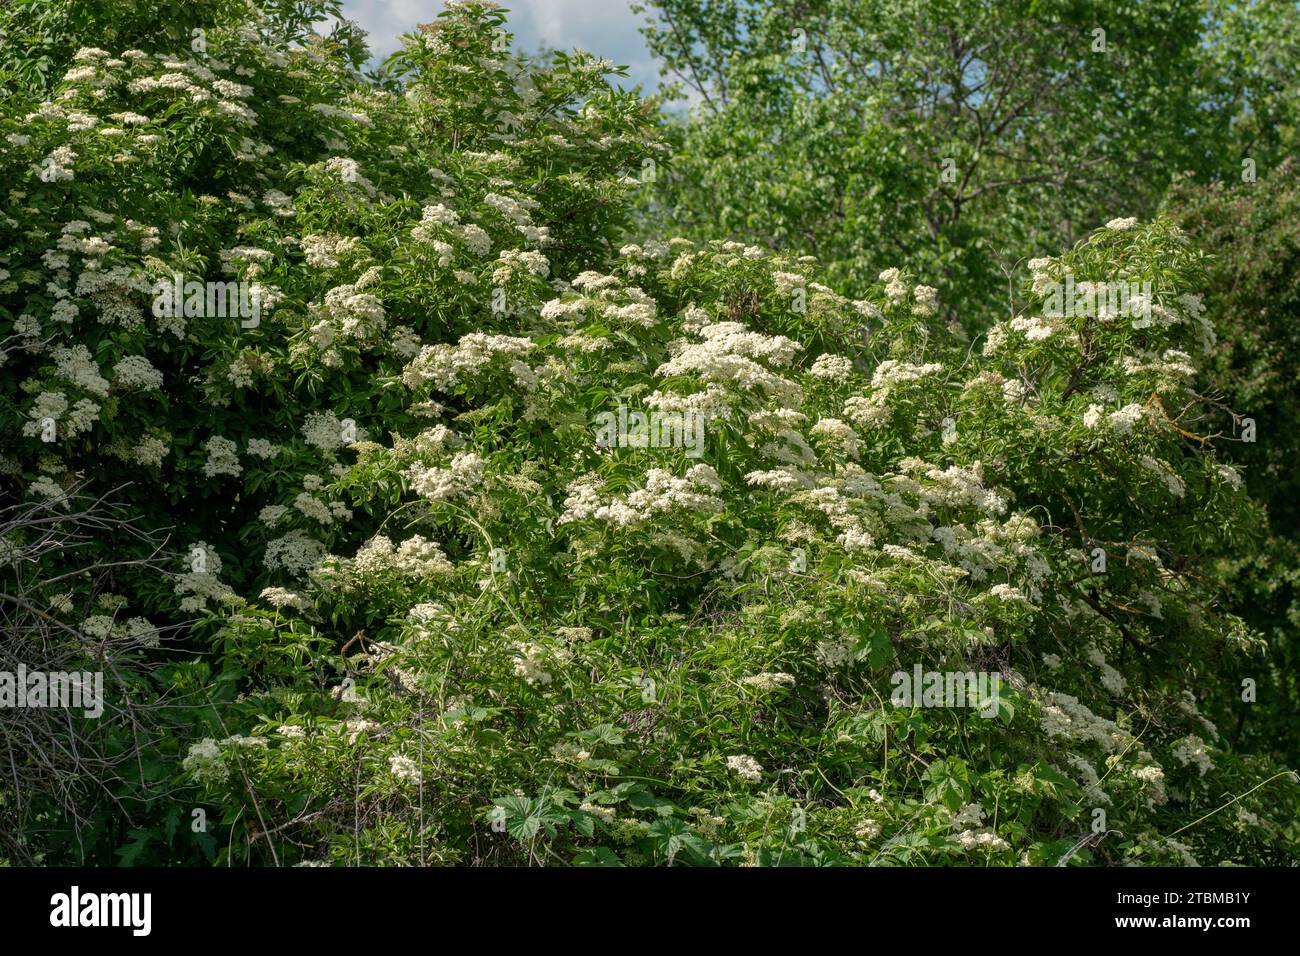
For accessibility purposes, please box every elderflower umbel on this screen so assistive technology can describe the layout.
[726,755,763,782]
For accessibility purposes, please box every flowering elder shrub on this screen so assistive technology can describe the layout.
[189,220,1296,866]
[0,0,659,602]
[0,1,1295,865]
[0,0,662,861]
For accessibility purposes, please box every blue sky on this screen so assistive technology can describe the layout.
[339,0,662,91]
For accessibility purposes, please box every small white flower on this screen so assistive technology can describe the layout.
[389,754,422,786]
[726,754,763,782]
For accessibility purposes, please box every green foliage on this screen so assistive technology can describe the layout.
[1166,159,1300,769]
[0,0,1295,867]
[175,220,1298,866]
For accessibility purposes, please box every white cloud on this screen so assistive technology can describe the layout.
[340,0,661,90]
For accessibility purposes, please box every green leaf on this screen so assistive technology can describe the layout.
[923,758,972,811]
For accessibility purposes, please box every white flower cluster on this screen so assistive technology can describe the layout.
[1138,455,1186,498]
[175,541,239,612]
[740,672,796,692]
[952,829,1011,852]
[301,410,361,453]
[182,738,227,784]
[842,360,946,426]
[513,641,570,686]
[726,755,763,782]
[809,417,861,458]
[389,754,422,786]
[482,191,549,246]
[53,345,109,397]
[112,354,164,391]
[558,465,723,530]
[406,451,485,502]
[1038,691,1127,753]
[492,248,550,284]
[302,233,362,268]
[542,272,658,328]
[879,267,907,302]
[657,322,803,408]
[349,534,454,581]
[1085,644,1128,696]
[264,531,328,576]
[809,353,854,382]
[1171,734,1213,777]
[402,333,535,390]
[202,435,242,478]
[260,587,311,611]
[286,275,376,366]
[22,391,100,439]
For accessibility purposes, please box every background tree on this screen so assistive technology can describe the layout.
[634,0,1300,328]
[1166,159,1300,769]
